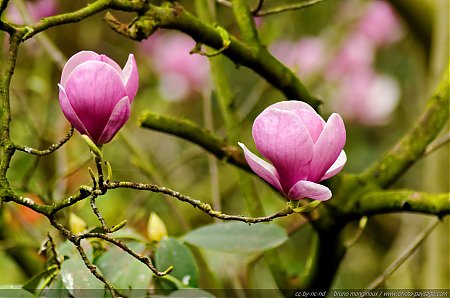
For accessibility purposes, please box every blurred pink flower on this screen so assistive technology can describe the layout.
[357,0,403,47]
[322,0,402,125]
[141,31,210,101]
[270,37,326,77]
[332,70,400,125]
[326,34,374,80]
[239,101,346,201]
[7,0,58,23]
[58,51,138,144]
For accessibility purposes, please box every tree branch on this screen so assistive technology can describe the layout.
[255,0,328,17]
[105,2,320,108]
[365,217,441,290]
[14,126,74,156]
[362,66,449,187]
[78,232,173,276]
[20,0,148,40]
[48,217,124,298]
[1,32,23,179]
[138,111,251,172]
[349,190,450,218]
[230,0,260,45]
[107,181,294,223]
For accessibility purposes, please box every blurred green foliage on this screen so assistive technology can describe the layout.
[0,0,448,295]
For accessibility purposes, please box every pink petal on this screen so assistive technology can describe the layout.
[64,61,127,143]
[288,180,332,201]
[321,150,347,181]
[253,109,314,193]
[97,97,131,144]
[58,84,91,139]
[266,100,316,113]
[293,109,326,143]
[122,54,139,102]
[238,142,284,193]
[96,54,123,77]
[307,113,346,182]
[60,51,99,86]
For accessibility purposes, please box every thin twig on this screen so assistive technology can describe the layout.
[423,132,450,157]
[138,111,251,172]
[49,217,124,298]
[93,154,106,193]
[78,232,172,276]
[74,244,124,298]
[89,195,109,231]
[251,0,265,15]
[364,217,441,291]
[216,0,231,8]
[46,233,61,270]
[256,0,327,17]
[0,0,11,16]
[14,126,74,156]
[344,216,368,248]
[107,181,294,223]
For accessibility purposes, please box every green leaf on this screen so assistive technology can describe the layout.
[155,237,198,289]
[182,222,288,253]
[95,242,152,294]
[0,285,36,297]
[42,274,71,298]
[22,265,58,294]
[60,258,105,297]
[57,240,93,261]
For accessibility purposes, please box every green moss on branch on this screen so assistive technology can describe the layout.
[362,66,449,187]
[230,0,260,45]
[138,111,251,172]
[350,190,450,217]
[108,2,320,108]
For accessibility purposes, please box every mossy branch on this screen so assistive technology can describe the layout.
[105,2,320,108]
[230,0,260,46]
[106,181,294,223]
[349,190,450,218]
[362,66,449,188]
[1,32,23,179]
[18,0,148,40]
[138,111,251,172]
[14,126,74,156]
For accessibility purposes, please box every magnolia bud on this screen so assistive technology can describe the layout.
[147,213,168,242]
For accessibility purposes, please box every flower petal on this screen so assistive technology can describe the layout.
[64,61,127,143]
[266,100,316,112]
[307,113,346,182]
[253,109,314,193]
[293,109,326,143]
[238,142,283,193]
[122,54,139,101]
[321,150,347,181]
[96,54,123,75]
[60,51,99,86]
[97,97,131,144]
[58,84,91,139]
[288,180,332,201]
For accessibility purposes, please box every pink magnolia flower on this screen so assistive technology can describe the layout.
[238,101,346,201]
[58,51,138,145]
[332,70,400,125]
[326,34,374,80]
[140,31,210,101]
[269,37,326,78]
[356,0,403,47]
